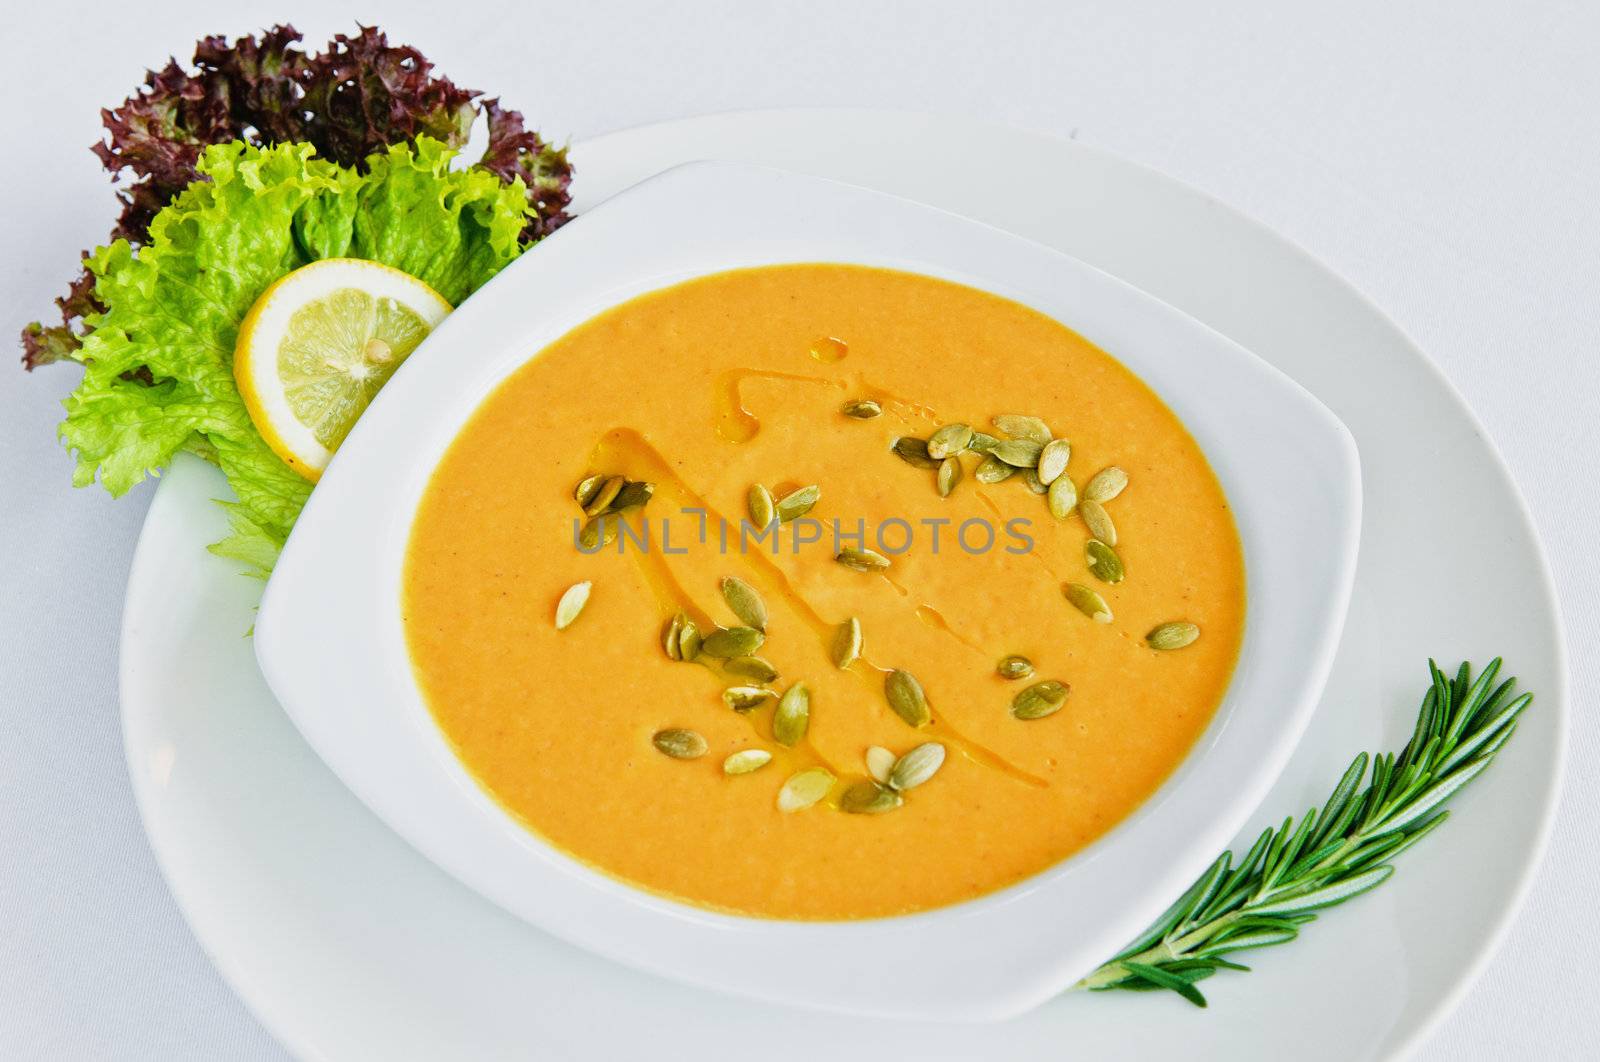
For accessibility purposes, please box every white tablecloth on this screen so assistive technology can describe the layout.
[2,1,1591,1057]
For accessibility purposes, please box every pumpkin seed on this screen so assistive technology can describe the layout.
[1085,539,1125,584]
[839,780,903,814]
[884,669,932,728]
[865,746,896,784]
[778,767,835,812]
[937,457,963,497]
[584,475,625,517]
[776,484,821,523]
[1037,439,1072,485]
[841,398,883,419]
[653,728,708,759]
[991,414,1052,444]
[1147,622,1201,650]
[662,612,685,660]
[723,686,776,712]
[1084,466,1129,503]
[1079,498,1117,545]
[927,423,974,460]
[723,749,773,775]
[747,483,777,528]
[612,481,655,511]
[996,654,1035,680]
[975,455,1017,484]
[677,618,703,661]
[577,514,618,551]
[835,547,891,572]
[701,626,765,658]
[1063,583,1114,623]
[1012,680,1070,720]
[724,655,780,683]
[889,742,946,791]
[773,683,811,746]
[993,438,1044,468]
[968,431,1001,454]
[554,581,591,630]
[573,473,605,507]
[832,617,863,668]
[1047,476,1078,519]
[1019,467,1047,495]
[891,436,941,469]
[720,576,768,631]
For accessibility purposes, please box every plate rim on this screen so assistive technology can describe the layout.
[119,107,1569,1059]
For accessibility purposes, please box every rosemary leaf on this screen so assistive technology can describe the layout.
[1074,659,1530,1007]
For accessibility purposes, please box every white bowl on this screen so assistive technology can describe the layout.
[255,161,1360,1021]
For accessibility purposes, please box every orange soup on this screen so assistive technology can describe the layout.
[404,264,1244,920]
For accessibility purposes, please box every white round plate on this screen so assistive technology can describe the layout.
[122,110,1565,1061]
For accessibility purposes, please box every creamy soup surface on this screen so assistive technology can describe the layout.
[404,264,1245,920]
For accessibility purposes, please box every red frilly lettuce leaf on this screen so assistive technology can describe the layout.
[22,24,572,369]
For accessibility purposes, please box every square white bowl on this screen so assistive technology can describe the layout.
[255,160,1360,1021]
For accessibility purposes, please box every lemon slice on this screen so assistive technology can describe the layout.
[234,258,452,481]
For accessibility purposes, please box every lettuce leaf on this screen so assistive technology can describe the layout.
[21,24,571,369]
[61,137,532,573]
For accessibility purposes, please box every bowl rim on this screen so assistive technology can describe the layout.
[255,159,1361,1021]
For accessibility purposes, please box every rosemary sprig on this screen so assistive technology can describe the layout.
[1076,659,1530,1007]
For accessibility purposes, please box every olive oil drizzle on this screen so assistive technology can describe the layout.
[587,427,1044,788]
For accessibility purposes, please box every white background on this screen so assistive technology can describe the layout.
[1,1,1593,1058]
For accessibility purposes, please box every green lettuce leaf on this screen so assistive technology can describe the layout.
[60,137,532,573]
